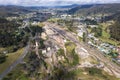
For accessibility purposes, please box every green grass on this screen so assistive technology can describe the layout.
[99,23,120,46]
[64,41,120,80]
[100,23,110,39]
[67,27,78,34]
[65,41,76,53]
[57,49,64,56]
[47,18,59,23]
[100,37,119,46]
[78,36,83,42]
[0,48,24,74]
[65,41,79,66]
[87,28,92,33]
[0,47,6,51]
[3,64,30,80]
[85,67,120,80]
[67,68,120,80]
[38,22,45,27]
[102,29,110,39]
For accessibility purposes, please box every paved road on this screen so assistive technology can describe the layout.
[44,22,120,78]
[0,45,30,80]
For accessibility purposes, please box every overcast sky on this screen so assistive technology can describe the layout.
[0,0,120,6]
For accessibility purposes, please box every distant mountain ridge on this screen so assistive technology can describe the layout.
[68,4,97,14]
[68,3,120,15]
[1,3,120,17]
[0,5,30,17]
[51,4,80,8]
[0,4,80,17]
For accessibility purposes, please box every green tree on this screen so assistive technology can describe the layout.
[91,26,102,37]
[109,21,120,41]
[0,53,6,64]
[83,32,86,42]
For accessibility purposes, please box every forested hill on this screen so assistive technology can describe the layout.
[0,18,28,51]
[109,15,120,41]
[68,3,120,15]
[0,5,30,17]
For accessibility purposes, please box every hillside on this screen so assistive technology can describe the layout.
[0,5,30,17]
[0,18,29,52]
[109,16,120,41]
[69,3,120,15]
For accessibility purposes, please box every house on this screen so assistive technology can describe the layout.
[95,17,102,22]
[42,50,47,54]
[87,33,100,46]
[116,46,120,54]
[47,47,51,51]
[77,25,87,37]
[88,41,94,46]
[98,43,116,54]
[88,33,94,39]
[3,51,8,54]
[60,14,72,19]
[89,25,98,28]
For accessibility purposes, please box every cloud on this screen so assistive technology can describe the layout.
[0,0,120,6]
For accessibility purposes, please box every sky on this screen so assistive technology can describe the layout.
[0,0,120,6]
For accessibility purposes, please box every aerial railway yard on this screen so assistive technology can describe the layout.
[43,22,120,78]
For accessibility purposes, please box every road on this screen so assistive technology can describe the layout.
[0,20,32,80]
[44,22,120,78]
[0,45,30,80]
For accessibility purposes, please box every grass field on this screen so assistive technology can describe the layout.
[0,47,6,52]
[99,23,120,46]
[47,18,59,23]
[68,68,120,80]
[0,48,24,74]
